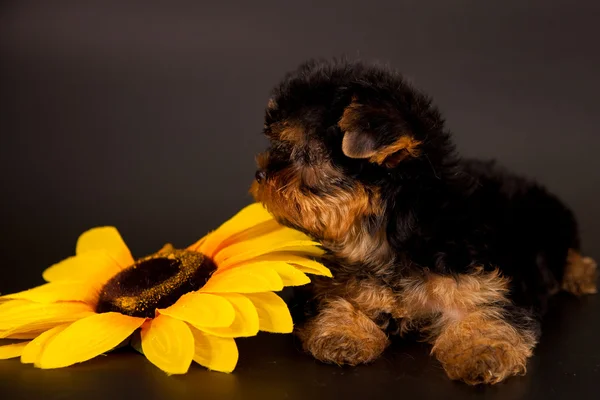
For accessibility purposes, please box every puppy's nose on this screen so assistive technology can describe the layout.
[255,169,267,183]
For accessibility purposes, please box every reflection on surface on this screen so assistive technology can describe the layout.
[1,292,598,399]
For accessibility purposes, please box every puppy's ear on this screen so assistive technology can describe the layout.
[339,98,421,167]
[341,130,378,159]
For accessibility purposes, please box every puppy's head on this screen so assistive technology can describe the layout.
[251,59,450,246]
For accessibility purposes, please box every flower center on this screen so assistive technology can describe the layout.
[95,246,217,318]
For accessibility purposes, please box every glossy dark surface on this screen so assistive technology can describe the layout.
[1,292,599,399]
[1,1,599,398]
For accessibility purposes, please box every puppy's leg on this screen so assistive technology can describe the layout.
[399,269,539,385]
[562,249,598,295]
[297,278,397,366]
[431,306,538,385]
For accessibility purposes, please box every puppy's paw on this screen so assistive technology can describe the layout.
[563,250,598,295]
[436,340,527,385]
[301,329,387,366]
[297,298,389,366]
[432,317,535,385]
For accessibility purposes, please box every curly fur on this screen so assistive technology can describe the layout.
[251,58,597,385]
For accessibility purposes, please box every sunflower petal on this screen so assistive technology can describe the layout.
[209,221,313,260]
[1,330,48,340]
[252,262,311,286]
[0,301,94,336]
[206,220,281,257]
[200,265,283,294]
[244,292,293,333]
[21,324,70,364]
[0,342,29,359]
[158,293,235,329]
[140,315,194,375]
[216,239,324,269]
[189,326,238,373]
[130,331,143,354]
[75,227,134,268]
[37,312,144,369]
[196,203,275,257]
[1,282,96,304]
[199,294,259,338]
[211,221,312,260]
[187,236,207,253]
[249,253,332,277]
[42,250,122,284]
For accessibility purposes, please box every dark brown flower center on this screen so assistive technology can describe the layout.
[95,246,217,318]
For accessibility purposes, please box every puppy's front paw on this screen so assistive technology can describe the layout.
[297,298,389,366]
[301,330,387,366]
[436,340,527,385]
[432,317,535,385]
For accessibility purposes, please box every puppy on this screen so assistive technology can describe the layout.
[251,59,597,385]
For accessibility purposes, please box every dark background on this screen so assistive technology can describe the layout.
[1,1,599,399]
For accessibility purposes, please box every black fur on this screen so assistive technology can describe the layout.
[260,58,581,318]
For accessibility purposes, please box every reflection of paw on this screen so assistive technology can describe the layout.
[563,253,598,295]
[297,298,389,366]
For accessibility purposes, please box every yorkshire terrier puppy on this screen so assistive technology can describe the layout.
[251,59,597,385]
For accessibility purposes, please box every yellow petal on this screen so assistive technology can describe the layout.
[206,219,280,257]
[187,235,207,253]
[1,330,48,340]
[189,326,238,373]
[200,265,283,294]
[249,253,332,277]
[140,315,194,375]
[21,324,70,364]
[212,218,312,254]
[37,312,144,369]
[211,221,312,260]
[130,331,143,354]
[244,292,293,333]
[198,294,259,338]
[42,250,122,284]
[158,293,235,329]
[0,301,94,336]
[216,238,324,269]
[0,342,29,359]
[1,282,96,304]
[253,262,311,286]
[197,203,275,257]
[75,227,134,268]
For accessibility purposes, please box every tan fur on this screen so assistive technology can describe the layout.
[338,100,422,166]
[327,219,391,268]
[313,277,399,321]
[397,268,510,321]
[251,153,390,266]
[432,313,535,385]
[305,268,535,385]
[337,101,363,138]
[562,249,598,295]
[280,126,306,144]
[254,112,539,385]
[302,268,535,384]
[394,268,536,385]
[297,297,389,366]
[368,136,422,166]
[341,131,375,158]
[267,121,306,144]
[298,163,341,189]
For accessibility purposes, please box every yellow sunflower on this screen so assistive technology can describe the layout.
[0,203,330,374]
